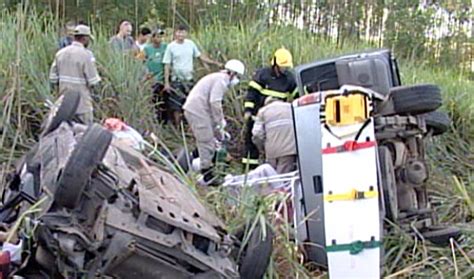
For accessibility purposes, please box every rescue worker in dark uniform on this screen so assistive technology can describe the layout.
[242,48,298,170]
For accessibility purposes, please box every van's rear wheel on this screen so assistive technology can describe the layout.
[424,111,450,136]
[389,84,442,115]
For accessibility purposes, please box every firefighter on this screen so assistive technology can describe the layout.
[252,97,297,174]
[183,59,245,186]
[49,24,101,124]
[242,48,297,170]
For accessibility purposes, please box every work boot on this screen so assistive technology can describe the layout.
[198,167,222,187]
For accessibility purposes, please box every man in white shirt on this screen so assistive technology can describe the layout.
[163,24,222,126]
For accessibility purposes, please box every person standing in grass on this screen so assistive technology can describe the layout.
[136,26,152,51]
[49,25,101,125]
[242,48,297,170]
[183,59,245,186]
[163,24,223,126]
[58,21,75,49]
[144,29,168,121]
[109,20,138,52]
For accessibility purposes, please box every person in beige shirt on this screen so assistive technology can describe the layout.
[183,59,245,186]
[49,24,101,124]
[252,97,297,174]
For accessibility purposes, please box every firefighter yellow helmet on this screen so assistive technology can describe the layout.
[272,48,293,68]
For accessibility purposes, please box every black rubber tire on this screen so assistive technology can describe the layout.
[176,148,191,173]
[389,84,442,115]
[239,223,274,279]
[378,146,398,221]
[421,226,462,246]
[54,124,112,209]
[424,111,450,136]
[42,91,81,136]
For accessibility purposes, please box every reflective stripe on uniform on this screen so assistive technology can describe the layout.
[244,101,255,109]
[88,76,101,85]
[290,88,299,98]
[249,80,263,91]
[241,158,260,165]
[249,80,289,99]
[58,75,87,84]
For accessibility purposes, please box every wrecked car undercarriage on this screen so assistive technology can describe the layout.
[0,94,271,278]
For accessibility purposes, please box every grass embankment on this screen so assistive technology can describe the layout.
[0,10,472,278]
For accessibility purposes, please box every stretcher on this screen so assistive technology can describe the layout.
[320,88,381,278]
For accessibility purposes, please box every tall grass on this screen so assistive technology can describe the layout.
[0,8,472,278]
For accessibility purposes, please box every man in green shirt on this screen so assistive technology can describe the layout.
[144,29,168,121]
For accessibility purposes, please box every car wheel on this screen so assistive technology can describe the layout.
[239,223,273,279]
[54,124,112,209]
[389,84,442,115]
[378,146,398,221]
[421,226,462,246]
[42,91,81,136]
[424,111,450,136]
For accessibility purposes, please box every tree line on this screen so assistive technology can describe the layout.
[2,0,472,75]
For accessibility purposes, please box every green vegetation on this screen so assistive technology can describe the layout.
[0,3,472,278]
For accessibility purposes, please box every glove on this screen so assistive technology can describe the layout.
[216,126,231,142]
[244,112,252,121]
[218,118,227,129]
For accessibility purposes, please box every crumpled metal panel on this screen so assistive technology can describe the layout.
[39,124,76,193]
[37,123,77,212]
[114,144,225,231]
[105,203,182,248]
[138,184,220,242]
[103,140,138,189]
[105,203,239,278]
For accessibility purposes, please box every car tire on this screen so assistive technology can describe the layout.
[239,223,273,279]
[378,146,398,221]
[176,148,191,173]
[389,84,442,115]
[421,226,462,246]
[54,124,112,209]
[42,91,81,136]
[424,111,450,136]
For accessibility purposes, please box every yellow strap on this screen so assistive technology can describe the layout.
[249,80,289,99]
[244,101,255,109]
[324,188,378,202]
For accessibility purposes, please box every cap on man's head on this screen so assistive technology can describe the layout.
[74,24,93,37]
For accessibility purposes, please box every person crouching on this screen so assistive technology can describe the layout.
[252,97,297,174]
[183,60,245,186]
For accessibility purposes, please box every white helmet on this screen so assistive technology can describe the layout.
[225,59,245,75]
